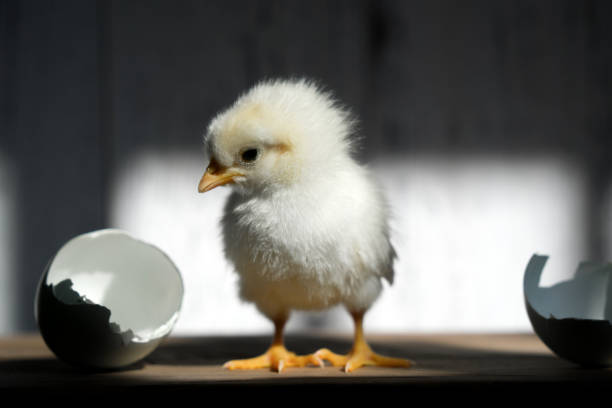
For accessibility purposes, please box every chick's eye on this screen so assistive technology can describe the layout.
[241,148,258,163]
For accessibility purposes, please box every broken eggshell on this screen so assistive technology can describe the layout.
[35,229,183,370]
[524,254,612,367]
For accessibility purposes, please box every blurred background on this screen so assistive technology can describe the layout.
[1,0,611,336]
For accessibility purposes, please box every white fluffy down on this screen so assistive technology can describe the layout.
[207,79,396,320]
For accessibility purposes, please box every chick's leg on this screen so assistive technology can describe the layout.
[315,310,413,372]
[223,317,323,373]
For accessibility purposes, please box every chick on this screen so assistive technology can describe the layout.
[198,79,412,372]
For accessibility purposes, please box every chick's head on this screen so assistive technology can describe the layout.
[199,79,356,195]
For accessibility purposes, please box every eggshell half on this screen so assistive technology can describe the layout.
[35,229,183,369]
[524,254,612,367]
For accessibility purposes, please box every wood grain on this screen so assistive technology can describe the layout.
[1,333,611,394]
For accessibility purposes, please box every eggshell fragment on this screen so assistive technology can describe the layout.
[524,254,612,367]
[35,229,183,369]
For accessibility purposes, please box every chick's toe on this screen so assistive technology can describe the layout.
[315,344,413,373]
[224,344,323,373]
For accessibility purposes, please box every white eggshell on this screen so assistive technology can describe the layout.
[35,229,184,369]
[524,254,612,366]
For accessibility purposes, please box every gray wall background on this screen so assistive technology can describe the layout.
[1,0,611,333]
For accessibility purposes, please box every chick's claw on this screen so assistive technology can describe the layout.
[223,344,323,373]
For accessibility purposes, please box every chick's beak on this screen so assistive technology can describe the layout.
[198,159,240,193]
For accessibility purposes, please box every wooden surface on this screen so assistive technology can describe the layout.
[1,333,611,395]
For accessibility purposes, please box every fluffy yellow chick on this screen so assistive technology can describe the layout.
[198,79,412,372]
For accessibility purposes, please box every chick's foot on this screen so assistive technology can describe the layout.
[223,344,323,373]
[314,342,413,373]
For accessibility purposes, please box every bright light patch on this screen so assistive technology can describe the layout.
[0,153,16,334]
[111,151,268,335]
[368,155,586,333]
[112,152,586,334]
